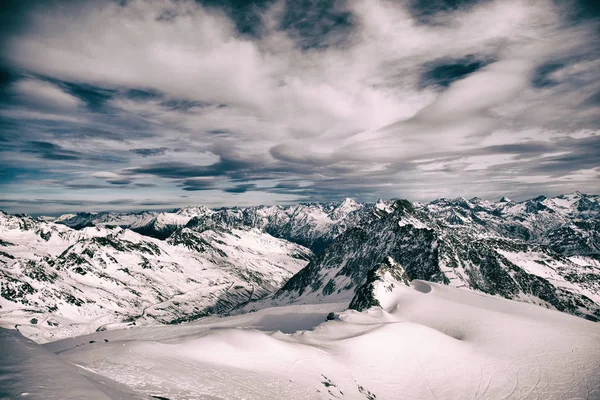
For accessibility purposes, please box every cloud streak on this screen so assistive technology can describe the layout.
[0,0,598,214]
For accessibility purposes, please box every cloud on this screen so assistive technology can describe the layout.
[124,162,219,179]
[407,0,487,25]
[22,141,84,161]
[0,0,598,213]
[180,178,216,191]
[0,197,175,216]
[279,0,355,49]
[224,183,256,193]
[62,82,116,111]
[12,78,82,109]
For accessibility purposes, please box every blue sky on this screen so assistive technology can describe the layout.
[0,0,599,214]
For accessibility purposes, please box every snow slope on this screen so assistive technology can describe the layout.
[0,327,145,400]
[0,212,312,343]
[29,281,600,400]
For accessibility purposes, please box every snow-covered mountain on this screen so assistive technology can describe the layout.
[2,193,600,344]
[185,198,367,253]
[0,211,311,342]
[56,200,366,251]
[56,206,214,239]
[260,194,600,322]
[421,192,600,257]
[56,192,600,257]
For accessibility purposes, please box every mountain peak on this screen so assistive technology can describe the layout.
[331,198,362,219]
[567,191,592,201]
[393,199,414,213]
[499,196,512,203]
[338,198,359,208]
[348,256,411,312]
[175,205,213,218]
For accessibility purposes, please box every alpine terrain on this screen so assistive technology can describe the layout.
[1,193,600,399]
[2,192,599,345]
[268,193,600,323]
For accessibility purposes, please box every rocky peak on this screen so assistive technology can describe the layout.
[348,256,411,312]
[577,196,599,212]
[392,199,414,214]
[340,198,358,207]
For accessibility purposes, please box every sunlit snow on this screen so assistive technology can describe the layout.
[2,281,598,399]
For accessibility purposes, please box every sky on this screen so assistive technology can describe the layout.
[0,0,599,215]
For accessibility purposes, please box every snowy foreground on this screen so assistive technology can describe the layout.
[2,281,600,400]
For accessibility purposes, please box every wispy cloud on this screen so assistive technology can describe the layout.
[11,78,83,110]
[0,0,598,214]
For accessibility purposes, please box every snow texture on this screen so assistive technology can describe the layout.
[2,282,596,399]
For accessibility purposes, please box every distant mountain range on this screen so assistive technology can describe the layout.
[1,192,599,342]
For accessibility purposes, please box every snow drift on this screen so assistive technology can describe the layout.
[28,280,600,400]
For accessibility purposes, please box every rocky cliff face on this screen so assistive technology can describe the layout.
[270,195,600,321]
[348,256,411,312]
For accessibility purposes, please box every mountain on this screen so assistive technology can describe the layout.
[56,206,214,240]
[2,193,600,344]
[0,211,311,343]
[421,192,600,257]
[57,200,366,252]
[261,195,600,322]
[185,198,367,253]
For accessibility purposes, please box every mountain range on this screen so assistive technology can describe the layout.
[1,192,599,342]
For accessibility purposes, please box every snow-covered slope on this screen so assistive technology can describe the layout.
[56,206,214,240]
[0,212,311,343]
[0,327,145,399]
[20,280,598,400]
